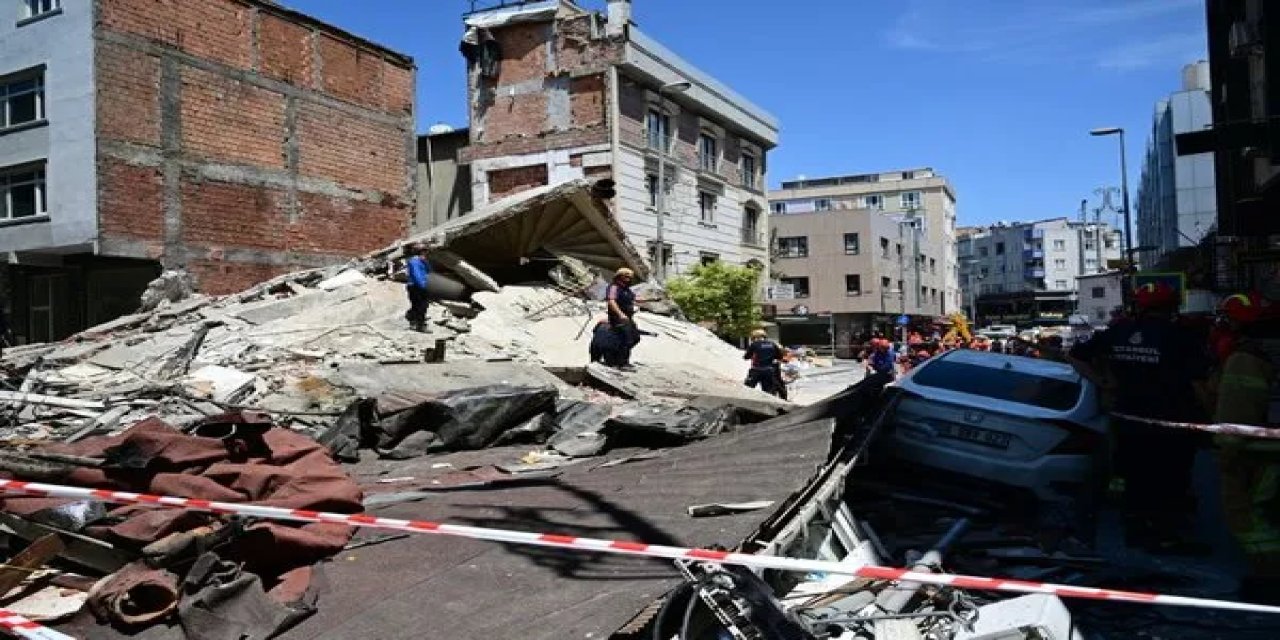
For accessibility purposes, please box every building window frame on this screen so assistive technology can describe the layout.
[698,132,718,172]
[741,151,757,189]
[647,241,673,271]
[780,276,810,298]
[698,190,716,224]
[771,201,787,215]
[929,257,936,274]
[843,233,860,255]
[880,237,890,258]
[863,194,884,210]
[1054,279,1069,289]
[1,68,46,130]
[644,173,658,208]
[1091,286,1106,299]
[0,161,47,223]
[645,108,671,152]
[1053,258,1067,269]
[699,252,720,266]
[777,236,809,258]
[900,190,922,210]
[1053,239,1066,251]
[742,205,762,246]
[845,274,862,296]
[19,0,60,23]
[814,198,832,212]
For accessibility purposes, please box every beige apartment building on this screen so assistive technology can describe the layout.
[767,168,958,353]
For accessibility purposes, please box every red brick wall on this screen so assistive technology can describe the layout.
[570,74,605,127]
[488,165,549,201]
[94,0,415,296]
[181,65,287,168]
[492,23,548,85]
[480,92,549,142]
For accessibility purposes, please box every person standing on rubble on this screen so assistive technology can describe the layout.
[1211,293,1280,602]
[743,329,784,397]
[606,267,639,371]
[404,243,432,333]
[1067,282,1213,554]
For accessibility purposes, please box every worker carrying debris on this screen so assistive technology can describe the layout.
[742,329,784,397]
[605,267,639,371]
[1067,282,1213,555]
[1212,292,1280,603]
[404,242,432,333]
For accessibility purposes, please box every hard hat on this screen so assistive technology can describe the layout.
[1221,292,1262,324]
[615,267,635,278]
[750,329,767,339]
[1134,282,1177,309]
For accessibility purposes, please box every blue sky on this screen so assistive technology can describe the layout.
[285,0,1208,227]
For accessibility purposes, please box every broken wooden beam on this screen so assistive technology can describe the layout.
[0,391,105,411]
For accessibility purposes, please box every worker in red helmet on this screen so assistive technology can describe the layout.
[1213,292,1280,602]
[1067,281,1214,554]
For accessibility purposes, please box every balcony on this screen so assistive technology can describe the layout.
[1025,268,1046,278]
[1023,249,1044,260]
[741,228,764,247]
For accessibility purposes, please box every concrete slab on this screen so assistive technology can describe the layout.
[183,365,260,404]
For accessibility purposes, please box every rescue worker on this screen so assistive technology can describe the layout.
[588,313,622,366]
[743,329,784,397]
[1038,335,1066,362]
[605,267,639,371]
[403,243,432,333]
[1067,282,1214,554]
[1212,293,1280,602]
[866,338,897,379]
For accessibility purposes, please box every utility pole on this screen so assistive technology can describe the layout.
[654,81,691,283]
[909,207,922,311]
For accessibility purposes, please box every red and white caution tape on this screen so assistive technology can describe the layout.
[0,610,74,640]
[1112,412,1280,440]
[3,479,1279,616]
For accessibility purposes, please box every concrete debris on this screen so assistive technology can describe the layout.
[138,270,196,313]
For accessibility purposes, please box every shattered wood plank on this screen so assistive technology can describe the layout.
[0,391,105,411]
[0,533,66,598]
[0,514,131,575]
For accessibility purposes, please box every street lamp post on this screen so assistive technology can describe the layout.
[654,81,691,283]
[1095,126,1136,309]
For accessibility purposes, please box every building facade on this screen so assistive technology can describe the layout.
[0,0,416,344]
[1075,271,1124,327]
[765,168,957,352]
[417,126,473,231]
[957,218,1123,326]
[458,0,778,277]
[1136,61,1217,269]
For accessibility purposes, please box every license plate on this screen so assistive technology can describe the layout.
[934,422,1012,449]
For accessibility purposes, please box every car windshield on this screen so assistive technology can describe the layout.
[911,360,1082,411]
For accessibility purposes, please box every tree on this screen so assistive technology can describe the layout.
[665,261,763,340]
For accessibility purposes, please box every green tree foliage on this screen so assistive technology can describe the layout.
[665,261,763,340]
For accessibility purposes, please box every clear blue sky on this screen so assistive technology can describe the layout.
[285,0,1208,227]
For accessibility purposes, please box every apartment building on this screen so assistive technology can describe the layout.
[766,168,957,351]
[458,0,778,277]
[1136,61,1217,269]
[0,0,416,344]
[957,218,1122,326]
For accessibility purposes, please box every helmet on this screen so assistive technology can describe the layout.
[615,267,635,279]
[1221,292,1262,324]
[750,329,767,340]
[1134,282,1178,309]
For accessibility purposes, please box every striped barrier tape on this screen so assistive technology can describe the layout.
[2,479,1279,616]
[1111,412,1280,440]
[0,610,74,640]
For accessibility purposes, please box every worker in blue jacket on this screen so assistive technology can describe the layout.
[404,242,432,333]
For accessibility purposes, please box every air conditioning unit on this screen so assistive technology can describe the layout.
[1230,20,1262,58]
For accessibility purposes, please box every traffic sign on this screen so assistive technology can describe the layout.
[896,315,910,326]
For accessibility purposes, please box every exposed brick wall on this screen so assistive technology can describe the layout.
[96,41,162,147]
[493,23,549,85]
[257,12,314,87]
[98,159,165,242]
[570,74,605,127]
[460,129,609,164]
[180,65,287,168]
[94,0,415,298]
[488,165,549,201]
[180,180,288,251]
[99,0,253,70]
[186,260,292,296]
[553,15,615,71]
[296,102,408,195]
[480,92,548,142]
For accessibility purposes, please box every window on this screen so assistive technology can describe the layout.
[979,246,989,258]
[698,191,716,223]
[931,288,938,303]
[895,243,902,257]
[646,109,670,151]
[1104,235,1117,249]
[996,242,1005,255]
[1095,309,1107,321]
[780,277,810,298]
[771,201,787,215]
[1084,241,1097,251]
[742,206,761,246]
[814,198,832,212]
[1053,239,1066,251]
[1,70,44,128]
[881,276,891,291]
[698,133,718,171]
[843,233,860,255]
[777,236,809,258]
[912,361,1083,411]
[645,174,658,208]
[1,162,46,221]
[647,241,673,270]
[880,237,890,257]
[1054,280,1068,289]
[700,252,719,266]
[1091,286,1106,299]
[741,153,757,189]
[21,0,59,20]
[1053,258,1067,269]
[929,258,936,274]
[863,194,884,210]
[845,274,862,296]
[897,280,904,295]
[900,191,922,210]
[1085,258,1099,270]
